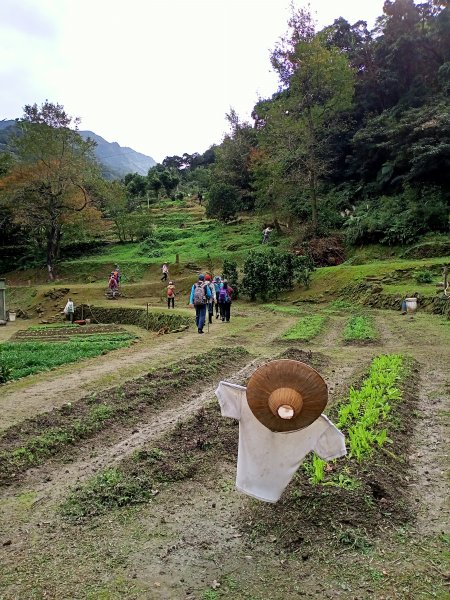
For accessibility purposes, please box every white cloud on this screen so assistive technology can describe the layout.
[0,0,385,161]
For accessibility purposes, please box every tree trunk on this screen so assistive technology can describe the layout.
[46,223,61,281]
[310,173,318,233]
[273,216,282,234]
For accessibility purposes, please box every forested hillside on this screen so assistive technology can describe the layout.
[0,0,449,279]
[159,0,449,246]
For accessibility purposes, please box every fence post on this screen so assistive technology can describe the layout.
[146,302,149,330]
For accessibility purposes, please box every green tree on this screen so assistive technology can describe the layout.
[256,33,355,231]
[206,182,239,222]
[159,168,180,199]
[0,102,101,279]
[212,109,258,211]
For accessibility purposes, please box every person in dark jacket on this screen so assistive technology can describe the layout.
[218,280,233,322]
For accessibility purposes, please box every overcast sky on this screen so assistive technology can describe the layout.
[1,0,385,162]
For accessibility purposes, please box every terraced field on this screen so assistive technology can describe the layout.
[0,301,448,600]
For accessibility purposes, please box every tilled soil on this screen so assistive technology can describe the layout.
[0,308,449,599]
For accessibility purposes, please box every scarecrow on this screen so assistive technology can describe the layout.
[215,359,346,503]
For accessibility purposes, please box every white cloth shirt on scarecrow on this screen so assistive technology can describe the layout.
[215,380,346,503]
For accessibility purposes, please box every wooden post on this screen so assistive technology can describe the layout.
[146,302,149,330]
[176,253,179,265]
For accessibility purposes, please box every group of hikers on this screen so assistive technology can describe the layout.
[104,262,234,334]
[164,266,234,334]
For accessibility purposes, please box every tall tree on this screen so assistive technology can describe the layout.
[0,102,101,279]
[256,33,355,230]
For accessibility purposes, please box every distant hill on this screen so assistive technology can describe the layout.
[0,119,156,180]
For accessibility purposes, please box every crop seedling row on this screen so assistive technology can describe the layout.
[282,315,326,341]
[344,315,377,342]
[303,353,408,485]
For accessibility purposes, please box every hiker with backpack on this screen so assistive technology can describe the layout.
[189,274,212,334]
[113,265,121,284]
[204,274,217,324]
[218,280,233,322]
[167,281,176,309]
[213,275,222,319]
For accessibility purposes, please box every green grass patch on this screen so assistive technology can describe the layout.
[0,334,134,381]
[328,299,354,311]
[282,315,326,341]
[61,468,154,520]
[343,315,377,342]
[295,257,450,302]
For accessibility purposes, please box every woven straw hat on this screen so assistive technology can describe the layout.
[246,359,328,432]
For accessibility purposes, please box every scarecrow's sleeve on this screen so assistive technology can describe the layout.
[215,381,245,421]
[312,416,347,461]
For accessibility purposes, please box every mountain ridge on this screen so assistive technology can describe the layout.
[0,119,156,179]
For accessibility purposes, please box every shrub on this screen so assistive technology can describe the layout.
[0,363,12,383]
[243,249,314,301]
[344,186,449,246]
[222,258,239,299]
[415,269,433,284]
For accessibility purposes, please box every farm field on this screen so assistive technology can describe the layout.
[0,296,449,599]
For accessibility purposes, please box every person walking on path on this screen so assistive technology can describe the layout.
[213,275,222,319]
[218,280,233,322]
[64,298,75,323]
[189,274,211,334]
[204,274,217,324]
[161,263,169,281]
[167,281,176,309]
[108,273,119,298]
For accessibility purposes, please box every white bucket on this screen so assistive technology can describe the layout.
[8,311,16,322]
[405,298,417,314]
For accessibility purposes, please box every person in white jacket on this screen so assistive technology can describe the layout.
[64,298,75,323]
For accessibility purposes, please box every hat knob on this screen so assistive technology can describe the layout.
[268,387,303,420]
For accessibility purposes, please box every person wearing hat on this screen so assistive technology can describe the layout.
[189,274,211,334]
[215,359,346,503]
[167,280,175,309]
[204,274,216,324]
